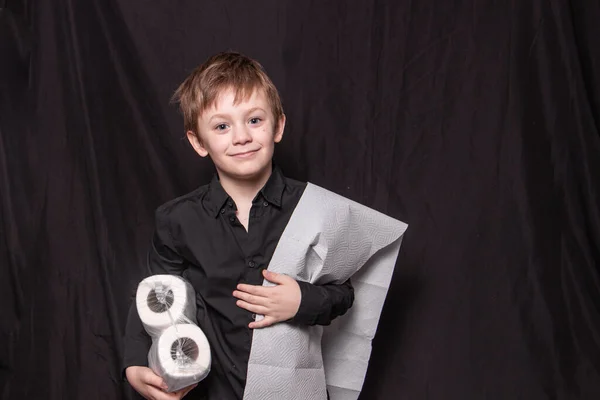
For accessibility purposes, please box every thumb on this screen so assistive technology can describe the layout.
[143,369,168,390]
[249,315,277,329]
[181,383,198,398]
[262,270,289,284]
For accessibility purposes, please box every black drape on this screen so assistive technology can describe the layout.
[1,1,599,399]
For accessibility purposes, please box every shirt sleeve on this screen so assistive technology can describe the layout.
[292,279,355,326]
[122,208,187,377]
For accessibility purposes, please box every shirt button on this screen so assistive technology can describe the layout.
[228,201,233,208]
[220,209,225,214]
[263,201,269,207]
[248,260,256,268]
[229,216,235,223]
[251,313,257,320]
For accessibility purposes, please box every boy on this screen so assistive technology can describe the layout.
[123,51,355,400]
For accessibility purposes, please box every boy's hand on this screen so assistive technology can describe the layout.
[125,366,197,400]
[233,270,301,328]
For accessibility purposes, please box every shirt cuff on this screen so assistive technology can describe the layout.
[293,280,325,325]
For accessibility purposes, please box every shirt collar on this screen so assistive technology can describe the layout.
[259,165,286,208]
[204,165,287,218]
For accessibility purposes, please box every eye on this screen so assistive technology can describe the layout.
[249,117,262,125]
[215,123,228,131]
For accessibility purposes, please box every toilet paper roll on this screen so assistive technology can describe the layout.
[136,274,197,337]
[148,323,212,392]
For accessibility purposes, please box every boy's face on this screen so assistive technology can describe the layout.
[188,87,285,183]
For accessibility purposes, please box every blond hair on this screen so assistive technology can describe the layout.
[172,51,284,136]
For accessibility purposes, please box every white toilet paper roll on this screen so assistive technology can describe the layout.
[149,323,212,392]
[136,274,197,337]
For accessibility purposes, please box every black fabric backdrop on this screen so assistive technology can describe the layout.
[1,1,600,399]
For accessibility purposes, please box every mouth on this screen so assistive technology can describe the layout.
[230,149,259,158]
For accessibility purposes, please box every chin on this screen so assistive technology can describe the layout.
[220,161,272,181]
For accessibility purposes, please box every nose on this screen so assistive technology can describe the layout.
[232,125,252,145]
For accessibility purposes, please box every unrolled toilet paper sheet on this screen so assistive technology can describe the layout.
[244,183,408,400]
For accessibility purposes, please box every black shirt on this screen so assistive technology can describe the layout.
[123,166,354,400]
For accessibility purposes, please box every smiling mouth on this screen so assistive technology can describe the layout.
[231,150,258,158]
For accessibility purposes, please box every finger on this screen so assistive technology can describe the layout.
[169,383,196,399]
[147,385,178,400]
[142,370,168,390]
[232,290,268,306]
[180,384,198,398]
[249,315,277,329]
[235,299,268,314]
[236,283,270,295]
[262,270,290,285]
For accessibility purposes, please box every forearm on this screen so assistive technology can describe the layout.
[122,298,152,378]
[293,279,354,326]
[123,209,187,374]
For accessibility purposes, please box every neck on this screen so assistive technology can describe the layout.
[218,165,273,206]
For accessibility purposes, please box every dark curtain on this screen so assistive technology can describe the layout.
[1,0,599,399]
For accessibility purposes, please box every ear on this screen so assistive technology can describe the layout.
[274,114,286,143]
[186,131,209,157]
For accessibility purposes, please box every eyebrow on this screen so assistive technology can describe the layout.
[207,107,267,124]
[208,114,230,124]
